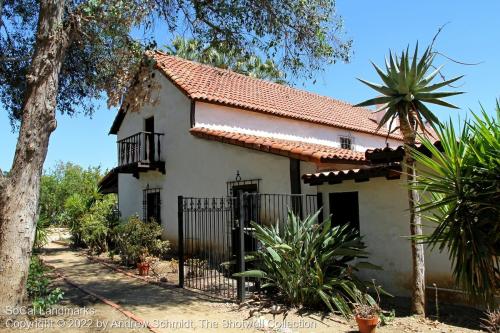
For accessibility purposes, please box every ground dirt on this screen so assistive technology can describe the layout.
[0,242,486,332]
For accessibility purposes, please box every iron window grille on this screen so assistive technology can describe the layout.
[143,187,161,224]
[339,136,354,150]
[227,178,260,197]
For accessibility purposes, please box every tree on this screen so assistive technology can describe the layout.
[410,105,499,306]
[0,0,352,311]
[355,44,463,315]
[39,162,103,226]
[165,36,286,83]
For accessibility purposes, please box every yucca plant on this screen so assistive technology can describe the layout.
[409,105,499,306]
[355,43,463,315]
[236,210,383,318]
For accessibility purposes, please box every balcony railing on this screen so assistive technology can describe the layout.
[117,131,164,167]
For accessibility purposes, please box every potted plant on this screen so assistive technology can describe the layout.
[354,302,380,333]
[137,248,151,276]
[353,286,383,333]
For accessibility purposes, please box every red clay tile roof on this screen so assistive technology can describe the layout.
[153,51,403,140]
[302,164,403,185]
[190,127,366,164]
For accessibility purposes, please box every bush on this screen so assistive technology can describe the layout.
[65,193,90,247]
[27,256,64,314]
[411,106,500,305]
[113,216,170,266]
[34,219,50,250]
[236,210,382,318]
[79,195,119,255]
[39,162,104,227]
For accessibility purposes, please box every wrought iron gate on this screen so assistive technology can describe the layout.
[178,193,319,301]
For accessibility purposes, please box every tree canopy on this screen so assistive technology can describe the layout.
[0,0,352,128]
[165,36,286,83]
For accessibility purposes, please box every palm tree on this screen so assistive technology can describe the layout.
[164,36,285,83]
[355,44,463,316]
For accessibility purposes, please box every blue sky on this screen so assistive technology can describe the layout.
[1,0,499,172]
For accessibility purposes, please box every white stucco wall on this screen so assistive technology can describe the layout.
[195,102,401,152]
[117,71,320,246]
[317,177,454,296]
[113,70,454,298]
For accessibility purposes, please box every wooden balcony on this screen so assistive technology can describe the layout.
[117,131,165,177]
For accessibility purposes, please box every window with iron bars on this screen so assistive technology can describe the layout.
[339,136,354,150]
[143,187,161,224]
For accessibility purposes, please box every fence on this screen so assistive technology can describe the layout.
[178,193,319,301]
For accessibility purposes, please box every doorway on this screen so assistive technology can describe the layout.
[144,117,155,161]
[329,192,360,233]
[231,184,259,258]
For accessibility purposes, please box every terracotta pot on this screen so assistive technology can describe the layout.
[137,262,150,276]
[355,315,379,333]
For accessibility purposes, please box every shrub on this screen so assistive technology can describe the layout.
[27,256,64,314]
[113,216,170,266]
[410,106,500,305]
[65,193,90,247]
[34,219,50,250]
[236,210,383,318]
[79,195,118,255]
[39,162,104,227]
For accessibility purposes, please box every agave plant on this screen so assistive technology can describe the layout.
[236,210,382,318]
[355,43,463,315]
[409,104,499,306]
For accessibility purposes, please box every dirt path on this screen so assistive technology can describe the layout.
[1,242,483,333]
[36,243,342,333]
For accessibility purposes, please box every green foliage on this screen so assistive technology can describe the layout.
[355,42,463,137]
[27,256,64,314]
[1,0,352,126]
[36,162,118,250]
[410,104,500,305]
[165,37,286,83]
[113,216,170,266]
[79,195,119,255]
[236,210,382,318]
[33,219,50,250]
[39,162,103,226]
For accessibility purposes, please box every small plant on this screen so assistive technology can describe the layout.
[481,308,500,333]
[34,219,50,250]
[354,300,381,319]
[27,256,64,315]
[113,216,170,266]
[353,282,394,326]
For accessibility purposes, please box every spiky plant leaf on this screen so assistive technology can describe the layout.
[409,104,500,306]
[236,210,381,317]
[355,43,463,136]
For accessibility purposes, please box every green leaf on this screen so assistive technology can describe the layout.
[354,96,394,107]
[233,270,267,278]
[356,78,395,96]
[266,246,282,262]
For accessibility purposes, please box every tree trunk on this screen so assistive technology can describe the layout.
[399,115,426,316]
[406,154,426,315]
[0,0,70,314]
